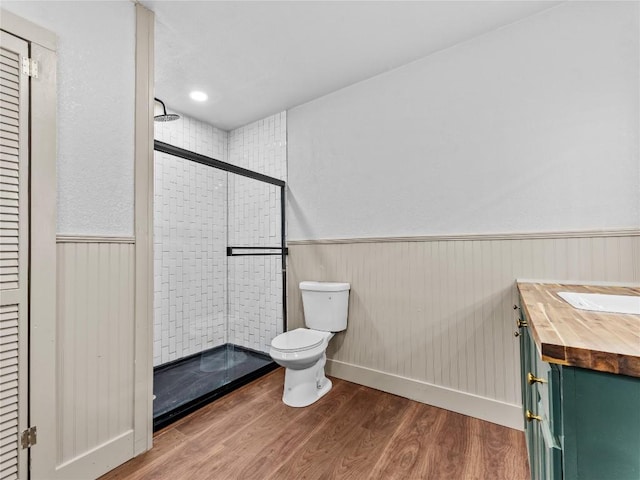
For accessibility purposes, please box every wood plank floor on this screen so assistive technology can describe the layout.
[101,369,530,479]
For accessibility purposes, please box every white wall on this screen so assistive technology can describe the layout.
[3,1,136,236]
[154,115,228,366]
[287,1,640,241]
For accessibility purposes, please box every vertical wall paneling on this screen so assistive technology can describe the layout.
[287,233,640,429]
[55,240,135,476]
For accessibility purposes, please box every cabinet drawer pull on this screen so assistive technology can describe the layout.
[527,372,547,385]
[526,410,542,422]
[514,331,520,337]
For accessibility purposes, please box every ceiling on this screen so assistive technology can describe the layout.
[143,1,561,131]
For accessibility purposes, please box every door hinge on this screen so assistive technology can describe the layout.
[21,426,37,449]
[22,57,39,78]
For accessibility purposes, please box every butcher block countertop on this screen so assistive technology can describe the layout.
[517,282,640,378]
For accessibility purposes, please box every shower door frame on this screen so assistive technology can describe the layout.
[152,140,287,430]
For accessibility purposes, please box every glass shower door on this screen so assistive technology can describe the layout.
[225,173,285,372]
[152,141,286,430]
[152,148,230,427]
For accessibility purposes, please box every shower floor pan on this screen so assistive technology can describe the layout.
[153,343,276,431]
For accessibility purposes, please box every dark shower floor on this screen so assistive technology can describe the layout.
[153,344,273,420]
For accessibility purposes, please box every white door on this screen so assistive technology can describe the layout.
[0,30,30,480]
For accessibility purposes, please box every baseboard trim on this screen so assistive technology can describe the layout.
[288,228,640,245]
[56,235,136,244]
[326,359,523,431]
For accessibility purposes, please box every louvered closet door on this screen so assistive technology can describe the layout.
[0,31,29,480]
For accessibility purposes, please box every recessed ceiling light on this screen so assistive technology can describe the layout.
[189,91,208,102]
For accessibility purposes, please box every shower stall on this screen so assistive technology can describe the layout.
[152,136,286,430]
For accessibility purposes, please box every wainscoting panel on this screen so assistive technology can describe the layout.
[56,240,135,469]
[287,233,640,429]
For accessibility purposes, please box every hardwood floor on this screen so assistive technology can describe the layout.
[101,369,529,479]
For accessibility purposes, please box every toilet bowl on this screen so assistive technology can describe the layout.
[270,328,334,407]
[270,281,350,407]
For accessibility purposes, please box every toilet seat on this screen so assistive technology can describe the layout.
[271,328,327,353]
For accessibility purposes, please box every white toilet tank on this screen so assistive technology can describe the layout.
[300,281,350,332]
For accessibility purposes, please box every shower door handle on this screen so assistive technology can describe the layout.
[226,246,288,257]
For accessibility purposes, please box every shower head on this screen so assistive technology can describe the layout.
[155,113,181,122]
[154,98,180,122]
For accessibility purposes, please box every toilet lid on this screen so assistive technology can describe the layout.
[271,328,325,352]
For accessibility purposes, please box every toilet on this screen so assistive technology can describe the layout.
[270,281,350,407]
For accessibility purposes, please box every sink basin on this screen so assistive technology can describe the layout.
[558,291,640,315]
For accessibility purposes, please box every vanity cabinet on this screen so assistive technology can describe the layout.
[517,301,640,480]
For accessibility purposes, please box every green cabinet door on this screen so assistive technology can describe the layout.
[517,308,536,475]
[560,367,640,480]
[519,294,640,480]
[537,400,562,480]
[523,333,562,480]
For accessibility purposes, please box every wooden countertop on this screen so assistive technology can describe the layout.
[517,282,640,377]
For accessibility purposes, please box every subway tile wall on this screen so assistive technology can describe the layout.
[155,115,228,160]
[227,112,287,179]
[153,116,228,366]
[227,112,287,353]
[153,111,286,365]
